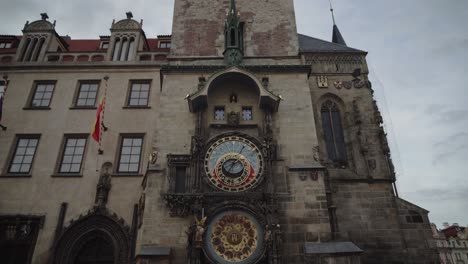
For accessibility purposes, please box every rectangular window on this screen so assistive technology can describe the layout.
[8,136,40,174]
[127,81,150,107]
[75,81,99,107]
[117,135,143,173]
[214,107,225,121]
[58,136,87,174]
[30,82,55,108]
[0,42,12,49]
[175,167,186,193]
[100,41,109,49]
[159,42,171,48]
[242,107,253,121]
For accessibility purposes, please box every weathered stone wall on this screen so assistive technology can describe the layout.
[170,0,299,57]
[307,53,439,263]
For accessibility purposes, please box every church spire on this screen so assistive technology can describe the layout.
[328,0,347,46]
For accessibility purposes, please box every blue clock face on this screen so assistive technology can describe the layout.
[204,136,264,192]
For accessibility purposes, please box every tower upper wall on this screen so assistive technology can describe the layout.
[170,0,299,57]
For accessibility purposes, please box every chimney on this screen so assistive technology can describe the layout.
[443,222,450,228]
[453,223,459,227]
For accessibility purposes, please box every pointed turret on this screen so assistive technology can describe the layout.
[224,0,244,65]
[227,0,238,22]
[328,0,347,46]
[332,25,347,46]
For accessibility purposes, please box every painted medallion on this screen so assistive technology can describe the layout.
[205,211,264,264]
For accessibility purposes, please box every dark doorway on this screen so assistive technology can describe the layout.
[75,236,115,264]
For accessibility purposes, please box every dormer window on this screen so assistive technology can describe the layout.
[100,41,109,49]
[0,42,12,49]
[159,42,171,49]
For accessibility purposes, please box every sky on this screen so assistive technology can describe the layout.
[0,0,467,227]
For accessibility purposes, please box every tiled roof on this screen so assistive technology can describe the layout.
[298,33,366,54]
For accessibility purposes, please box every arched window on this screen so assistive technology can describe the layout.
[112,38,121,61]
[321,100,347,164]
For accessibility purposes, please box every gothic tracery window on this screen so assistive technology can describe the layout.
[321,100,347,165]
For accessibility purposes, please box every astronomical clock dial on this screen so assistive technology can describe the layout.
[204,136,264,192]
[204,211,264,264]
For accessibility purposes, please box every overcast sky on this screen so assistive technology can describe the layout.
[0,0,466,227]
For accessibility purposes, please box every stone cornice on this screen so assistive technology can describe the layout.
[160,64,311,74]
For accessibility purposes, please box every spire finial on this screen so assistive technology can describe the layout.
[229,0,237,16]
[328,0,336,25]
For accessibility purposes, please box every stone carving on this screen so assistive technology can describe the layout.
[194,215,207,248]
[368,159,377,171]
[163,194,203,217]
[304,54,365,65]
[265,223,283,264]
[230,93,238,103]
[24,20,54,32]
[262,77,269,89]
[333,79,370,90]
[197,76,206,90]
[313,146,319,162]
[373,100,384,125]
[191,135,205,157]
[227,111,240,126]
[95,162,112,207]
[317,76,329,88]
[334,81,352,90]
[53,206,132,264]
[352,99,362,125]
[149,151,158,164]
[112,19,141,30]
[138,193,145,228]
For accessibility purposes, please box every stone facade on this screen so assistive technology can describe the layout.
[0,1,439,264]
[432,223,468,264]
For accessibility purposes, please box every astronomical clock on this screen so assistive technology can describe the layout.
[204,135,264,192]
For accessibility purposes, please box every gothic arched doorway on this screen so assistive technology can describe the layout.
[53,208,132,264]
[74,234,114,264]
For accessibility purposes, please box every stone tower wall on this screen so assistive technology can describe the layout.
[170,0,299,57]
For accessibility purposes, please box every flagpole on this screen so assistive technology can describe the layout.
[0,74,9,131]
[98,76,109,155]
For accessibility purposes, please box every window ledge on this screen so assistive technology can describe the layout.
[0,173,32,178]
[111,173,144,177]
[123,106,152,109]
[210,124,258,129]
[23,107,51,110]
[69,106,97,110]
[51,174,83,178]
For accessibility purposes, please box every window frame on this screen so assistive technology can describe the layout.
[3,134,41,177]
[320,99,347,166]
[214,106,226,121]
[0,42,12,49]
[25,81,56,110]
[53,134,89,177]
[100,41,109,49]
[125,80,151,108]
[241,106,253,121]
[115,134,145,176]
[159,42,171,49]
[71,80,100,109]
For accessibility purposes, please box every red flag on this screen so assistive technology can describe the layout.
[92,95,105,142]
